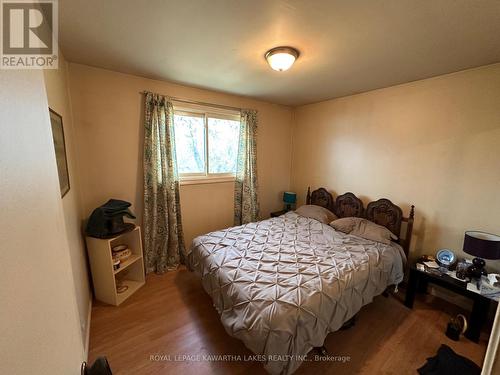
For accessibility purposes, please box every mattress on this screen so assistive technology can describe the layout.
[188,211,406,374]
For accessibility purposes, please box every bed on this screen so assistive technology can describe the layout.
[187,187,415,374]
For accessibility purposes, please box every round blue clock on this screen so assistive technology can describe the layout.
[436,249,457,268]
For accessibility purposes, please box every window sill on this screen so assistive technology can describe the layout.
[180,176,235,186]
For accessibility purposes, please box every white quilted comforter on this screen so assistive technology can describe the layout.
[188,212,405,374]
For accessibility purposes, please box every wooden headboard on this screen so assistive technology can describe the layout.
[306,187,415,256]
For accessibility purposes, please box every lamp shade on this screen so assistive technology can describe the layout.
[283,191,297,204]
[463,231,500,260]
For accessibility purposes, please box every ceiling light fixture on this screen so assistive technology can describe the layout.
[265,46,299,72]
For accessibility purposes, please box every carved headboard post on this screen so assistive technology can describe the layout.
[336,192,364,218]
[306,187,311,204]
[308,187,334,211]
[403,205,415,255]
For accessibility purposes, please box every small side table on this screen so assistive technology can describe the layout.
[86,226,145,306]
[405,266,496,342]
[271,209,289,217]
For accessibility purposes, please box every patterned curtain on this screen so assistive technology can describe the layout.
[143,92,186,273]
[234,109,260,225]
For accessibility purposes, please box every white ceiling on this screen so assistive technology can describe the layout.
[59,0,500,106]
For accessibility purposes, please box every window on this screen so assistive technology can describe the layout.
[173,105,240,181]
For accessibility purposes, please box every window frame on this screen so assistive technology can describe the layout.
[173,103,240,184]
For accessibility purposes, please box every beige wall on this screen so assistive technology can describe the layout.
[179,182,235,246]
[0,70,84,374]
[66,61,500,269]
[43,52,91,350]
[68,64,293,247]
[291,63,500,269]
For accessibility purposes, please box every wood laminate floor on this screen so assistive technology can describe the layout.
[88,268,489,374]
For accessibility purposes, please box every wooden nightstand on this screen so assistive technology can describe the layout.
[271,209,289,217]
[405,265,497,342]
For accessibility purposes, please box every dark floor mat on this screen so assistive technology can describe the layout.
[418,344,481,375]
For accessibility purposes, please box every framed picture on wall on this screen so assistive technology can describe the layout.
[49,108,70,197]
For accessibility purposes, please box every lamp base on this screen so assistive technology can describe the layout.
[466,257,487,279]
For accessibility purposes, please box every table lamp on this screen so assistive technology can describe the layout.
[283,191,297,211]
[463,231,500,278]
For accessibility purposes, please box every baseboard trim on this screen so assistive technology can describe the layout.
[84,298,92,360]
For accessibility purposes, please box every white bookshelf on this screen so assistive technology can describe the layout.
[86,226,145,306]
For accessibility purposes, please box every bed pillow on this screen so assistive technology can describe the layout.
[329,217,361,233]
[351,219,398,244]
[294,205,337,224]
[330,217,398,244]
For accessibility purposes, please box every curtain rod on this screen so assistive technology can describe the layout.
[141,91,247,113]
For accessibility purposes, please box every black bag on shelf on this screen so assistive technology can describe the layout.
[85,199,136,238]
